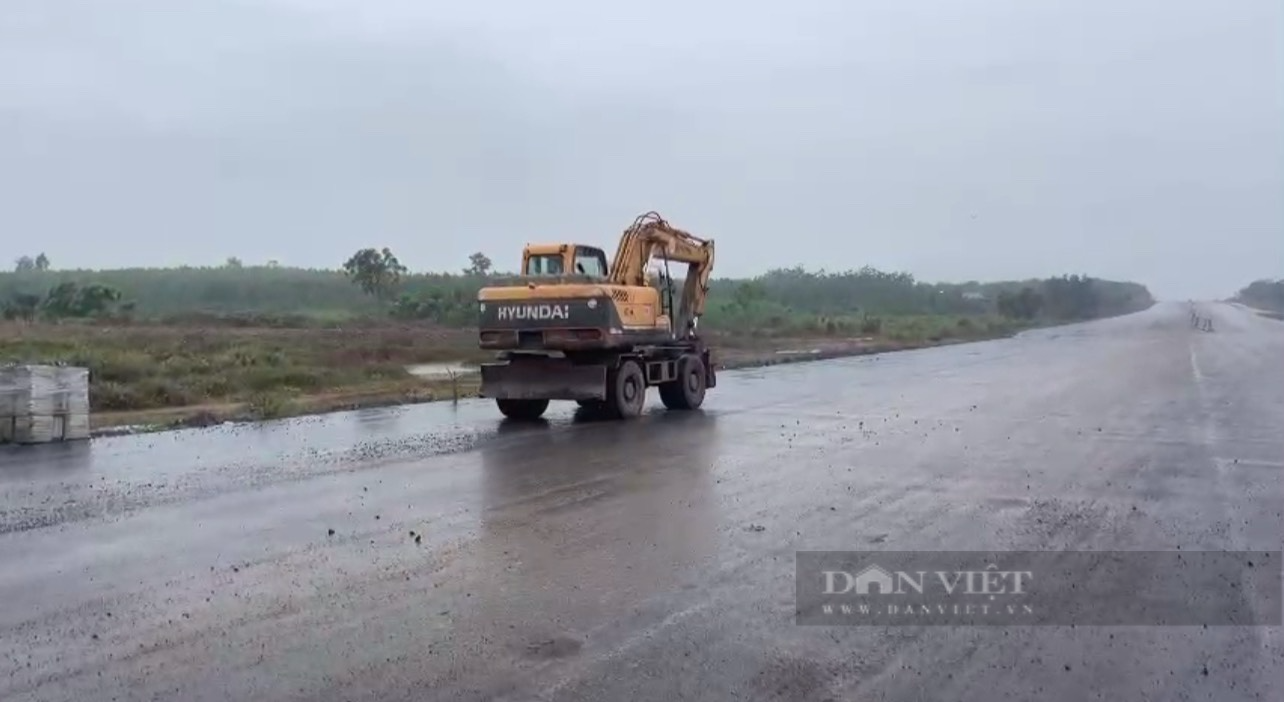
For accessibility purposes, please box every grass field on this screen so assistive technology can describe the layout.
[0,322,486,418]
[0,314,1029,431]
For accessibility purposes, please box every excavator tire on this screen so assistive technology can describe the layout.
[496,398,549,421]
[605,359,646,419]
[657,376,683,409]
[659,353,706,410]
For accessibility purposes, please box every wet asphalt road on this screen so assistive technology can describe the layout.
[1,301,1281,701]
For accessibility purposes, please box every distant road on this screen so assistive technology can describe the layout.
[2,301,1280,701]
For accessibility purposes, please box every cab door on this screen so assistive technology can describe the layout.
[572,246,608,278]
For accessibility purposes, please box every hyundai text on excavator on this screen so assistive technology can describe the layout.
[476,211,717,420]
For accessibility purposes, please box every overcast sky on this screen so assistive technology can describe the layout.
[2,0,1280,299]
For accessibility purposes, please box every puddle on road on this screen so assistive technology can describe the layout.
[405,362,479,379]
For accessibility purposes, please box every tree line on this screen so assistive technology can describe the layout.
[1235,279,1284,313]
[990,274,1152,322]
[3,254,135,321]
[1,248,1153,328]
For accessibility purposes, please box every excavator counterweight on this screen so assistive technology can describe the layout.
[475,212,717,420]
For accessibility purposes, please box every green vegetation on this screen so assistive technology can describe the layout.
[0,249,1153,423]
[1235,279,1284,313]
[702,268,1150,334]
[2,263,379,318]
[3,253,134,322]
[3,252,1152,328]
[0,323,486,415]
[13,253,50,272]
[341,247,408,301]
[245,391,298,421]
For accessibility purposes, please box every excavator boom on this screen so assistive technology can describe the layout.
[608,211,716,336]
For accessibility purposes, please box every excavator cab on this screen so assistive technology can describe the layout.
[521,244,609,279]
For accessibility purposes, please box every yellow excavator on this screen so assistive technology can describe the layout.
[476,211,717,420]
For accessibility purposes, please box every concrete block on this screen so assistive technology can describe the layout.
[0,364,90,444]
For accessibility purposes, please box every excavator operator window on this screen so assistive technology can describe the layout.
[573,247,608,278]
[525,254,564,276]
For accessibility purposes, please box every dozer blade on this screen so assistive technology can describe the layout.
[479,359,607,401]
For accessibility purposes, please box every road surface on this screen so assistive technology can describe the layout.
[2,301,1281,701]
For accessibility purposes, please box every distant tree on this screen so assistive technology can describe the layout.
[1040,274,1098,320]
[39,281,124,319]
[997,290,1016,318]
[342,247,408,301]
[465,252,493,276]
[34,253,50,271]
[225,256,243,268]
[266,259,280,268]
[732,281,765,309]
[2,292,41,322]
[1235,279,1284,313]
[1018,286,1043,318]
[14,256,34,272]
[74,283,124,317]
[41,282,79,317]
[997,286,1043,320]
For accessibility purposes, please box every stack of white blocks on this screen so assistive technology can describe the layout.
[0,365,90,444]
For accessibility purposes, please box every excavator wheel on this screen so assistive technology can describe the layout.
[660,354,706,410]
[606,359,646,419]
[496,398,549,421]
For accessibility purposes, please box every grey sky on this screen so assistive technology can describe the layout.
[2,0,1280,299]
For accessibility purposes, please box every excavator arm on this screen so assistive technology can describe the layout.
[608,212,716,337]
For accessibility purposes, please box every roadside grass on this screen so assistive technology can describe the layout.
[2,313,1033,428]
[707,313,1029,346]
[0,322,490,413]
[245,391,297,420]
